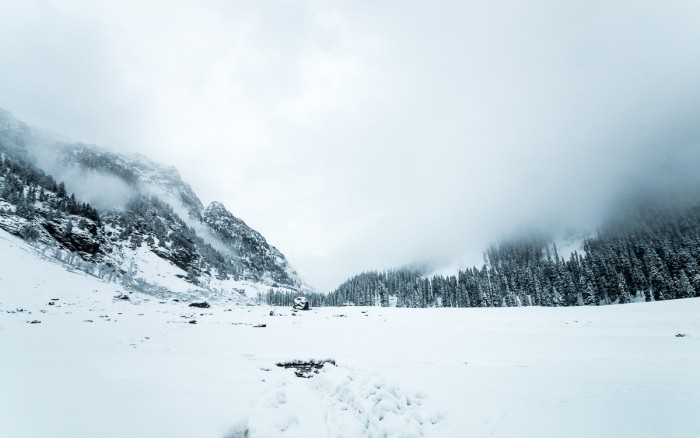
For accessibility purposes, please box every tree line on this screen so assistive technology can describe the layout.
[267,203,700,308]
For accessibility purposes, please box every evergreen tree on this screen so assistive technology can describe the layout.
[676,271,695,299]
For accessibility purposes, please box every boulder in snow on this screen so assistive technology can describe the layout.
[292,297,309,311]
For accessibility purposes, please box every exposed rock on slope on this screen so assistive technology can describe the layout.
[0,107,307,298]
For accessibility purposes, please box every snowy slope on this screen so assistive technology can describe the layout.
[1,228,699,437]
[0,108,308,296]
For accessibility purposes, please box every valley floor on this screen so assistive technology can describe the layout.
[1,229,699,437]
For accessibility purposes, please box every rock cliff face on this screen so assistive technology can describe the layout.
[203,201,301,287]
[0,108,306,298]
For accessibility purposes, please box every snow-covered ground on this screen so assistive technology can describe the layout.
[1,229,699,437]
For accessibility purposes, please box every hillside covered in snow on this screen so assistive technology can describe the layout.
[0,108,307,300]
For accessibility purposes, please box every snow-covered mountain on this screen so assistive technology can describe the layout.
[0,108,307,299]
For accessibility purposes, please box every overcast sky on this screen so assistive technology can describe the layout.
[2,0,700,290]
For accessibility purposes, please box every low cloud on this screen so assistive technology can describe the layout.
[2,1,700,290]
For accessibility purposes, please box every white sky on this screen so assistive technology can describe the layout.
[2,0,700,290]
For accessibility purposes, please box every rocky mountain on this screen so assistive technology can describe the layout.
[203,201,299,287]
[0,108,306,300]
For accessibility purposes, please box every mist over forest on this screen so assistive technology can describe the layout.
[2,1,700,290]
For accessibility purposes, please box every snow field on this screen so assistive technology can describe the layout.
[1,229,700,437]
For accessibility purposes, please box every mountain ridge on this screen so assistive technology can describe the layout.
[0,107,307,300]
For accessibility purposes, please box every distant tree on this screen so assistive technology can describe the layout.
[676,271,695,299]
[617,273,630,304]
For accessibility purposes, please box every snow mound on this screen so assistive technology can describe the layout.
[232,364,439,437]
[311,364,442,437]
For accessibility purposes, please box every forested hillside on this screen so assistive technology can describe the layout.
[268,204,700,307]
